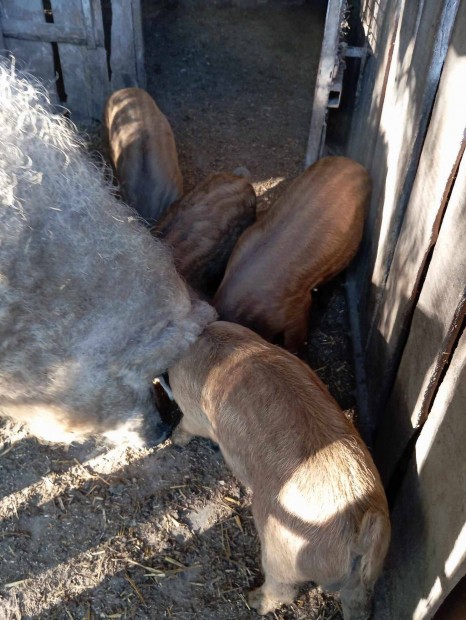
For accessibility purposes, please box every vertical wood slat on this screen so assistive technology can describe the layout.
[367,0,466,431]
[346,0,401,339]
[130,0,146,88]
[90,0,105,48]
[305,0,344,167]
[360,0,391,54]
[110,0,146,91]
[52,0,109,120]
[359,0,459,349]
[1,0,144,120]
[347,0,400,171]
[374,329,466,620]
[1,0,58,104]
[0,11,5,49]
[375,145,466,484]
[80,0,96,49]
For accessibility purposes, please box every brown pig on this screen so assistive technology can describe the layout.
[104,87,183,224]
[152,173,256,297]
[169,321,390,620]
[213,156,370,352]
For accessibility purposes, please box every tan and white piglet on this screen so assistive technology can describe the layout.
[169,321,390,620]
[104,87,183,224]
[214,156,370,352]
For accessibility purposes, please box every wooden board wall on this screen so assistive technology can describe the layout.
[347,0,462,424]
[0,0,145,120]
[345,1,466,616]
[374,0,466,483]
[374,329,466,618]
[2,0,57,104]
[52,0,109,120]
[376,143,466,483]
[347,0,466,473]
[110,0,146,91]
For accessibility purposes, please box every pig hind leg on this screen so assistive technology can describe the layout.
[170,421,195,446]
[339,573,373,620]
[247,526,298,615]
[339,510,390,619]
[248,573,297,615]
[282,300,311,355]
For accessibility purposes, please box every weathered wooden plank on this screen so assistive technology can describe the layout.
[375,146,466,484]
[360,0,459,343]
[360,0,390,54]
[52,0,92,119]
[2,0,57,103]
[110,0,145,91]
[91,0,105,49]
[0,12,5,49]
[130,0,146,88]
[80,0,96,49]
[345,275,372,444]
[305,0,344,166]
[2,19,87,44]
[53,0,109,120]
[81,0,110,119]
[365,0,466,427]
[345,0,401,341]
[347,0,399,170]
[374,329,466,619]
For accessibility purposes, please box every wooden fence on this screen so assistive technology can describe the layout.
[2,0,465,615]
[0,0,145,120]
[344,0,466,616]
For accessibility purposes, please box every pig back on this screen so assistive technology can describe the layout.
[214,156,370,326]
[104,87,183,224]
[153,172,256,297]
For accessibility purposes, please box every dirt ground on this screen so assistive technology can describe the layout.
[0,2,357,618]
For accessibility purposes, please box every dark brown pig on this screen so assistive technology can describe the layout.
[213,156,370,352]
[152,173,256,297]
[169,321,390,620]
[104,87,183,224]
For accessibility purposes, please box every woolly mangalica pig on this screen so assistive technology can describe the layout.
[214,157,370,352]
[169,321,390,620]
[0,63,215,446]
[152,173,256,297]
[104,87,183,224]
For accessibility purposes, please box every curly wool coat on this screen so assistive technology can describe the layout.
[0,62,216,445]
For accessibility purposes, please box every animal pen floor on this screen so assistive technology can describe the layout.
[0,2,357,619]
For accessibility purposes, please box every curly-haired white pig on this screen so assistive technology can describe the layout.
[0,62,215,446]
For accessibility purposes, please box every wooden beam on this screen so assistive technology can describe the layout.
[347,0,399,170]
[374,329,466,619]
[2,0,58,105]
[110,0,145,91]
[375,144,466,484]
[2,19,87,45]
[367,0,466,429]
[359,0,460,349]
[52,0,109,120]
[130,0,146,88]
[305,0,344,166]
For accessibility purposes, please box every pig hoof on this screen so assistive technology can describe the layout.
[171,427,193,447]
[247,588,278,615]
